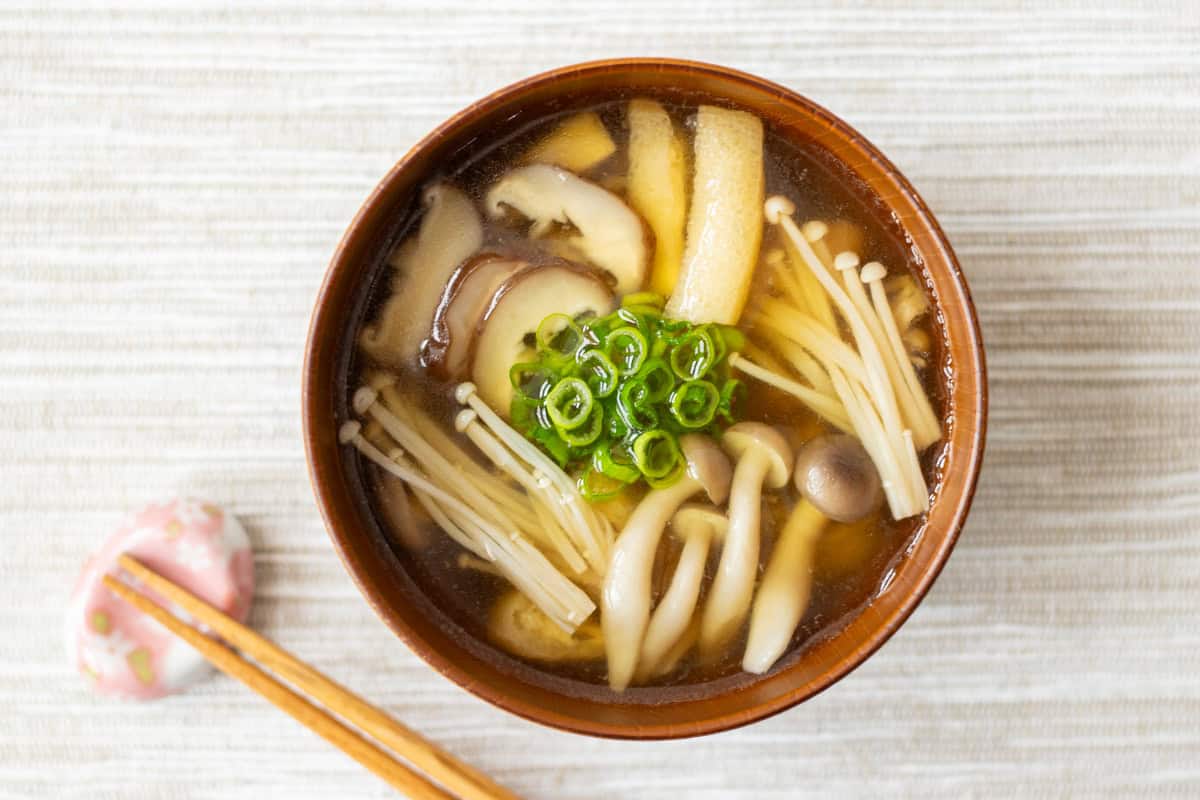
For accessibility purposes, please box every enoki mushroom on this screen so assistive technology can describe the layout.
[340,382,600,632]
[733,195,942,519]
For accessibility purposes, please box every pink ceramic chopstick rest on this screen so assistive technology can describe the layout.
[66,498,255,699]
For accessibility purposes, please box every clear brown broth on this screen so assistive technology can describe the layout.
[349,97,947,697]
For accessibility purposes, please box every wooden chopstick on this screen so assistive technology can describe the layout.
[106,555,520,800]
[101,575,452,799]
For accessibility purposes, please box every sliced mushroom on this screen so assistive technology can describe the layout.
[485,164,648,294]
[743,435,882,674]
[373,466,429,552]
[601,436,731,691]
[636,505,727,680]
[359,184,483,368]
[471,263,615,414]
[424,254,529,380]
[700,423,794,654]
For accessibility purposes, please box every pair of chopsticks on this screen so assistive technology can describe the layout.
[103,555,520,800]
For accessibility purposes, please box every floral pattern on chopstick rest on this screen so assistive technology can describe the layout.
[66,498,255,700]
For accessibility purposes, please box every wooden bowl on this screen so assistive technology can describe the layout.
[303,58,986,739]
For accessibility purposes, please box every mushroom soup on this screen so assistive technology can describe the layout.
[339,97,947,697]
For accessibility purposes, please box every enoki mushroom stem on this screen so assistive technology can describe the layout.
[728,354,852,433]
[456,382,611,572]
[760,196,940,519]
[454,408,588,574]
[339,421,595,631]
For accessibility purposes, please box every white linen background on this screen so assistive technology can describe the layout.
[2,2,1198,797]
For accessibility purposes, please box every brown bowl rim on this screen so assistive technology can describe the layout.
[303,57,987,739]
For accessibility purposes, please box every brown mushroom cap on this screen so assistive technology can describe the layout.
[670,504,728,543]
[679,434,732,505]
[424,253,527,380]
[793,435,883,523]
[721,423,794,489]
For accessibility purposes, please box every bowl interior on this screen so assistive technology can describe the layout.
[303,59,986,739]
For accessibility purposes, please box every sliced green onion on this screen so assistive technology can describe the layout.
[510,362,556,399]
[579,466,627,501]
[632,430,681,479]
[606,412,629,440]
[719,378,746,421]
[669,329,716,380]
[545,377,593,431]
[528,424,569,467]
[621,291,666,310]
[670,380,720,429]
[645,458,686,489]
[658,317,692,335]
[592,443,639,483]
[510,305,746,498]
[615,307,646,329]
[536,313,585,359]
[606,326,648,375]
[558,405,602,446]
[617,379,659,430]
[510,395,538,431]
[636,358,674,403]
[709,323,745,363]
[578,348,619,398]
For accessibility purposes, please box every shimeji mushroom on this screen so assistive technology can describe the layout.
[794,435,884,524]
[601,436,731,691]
[635,505,727,681]
[741,303,914,517]
[743,435,883,673]
[700,423,794,654]
[648,618,701,680]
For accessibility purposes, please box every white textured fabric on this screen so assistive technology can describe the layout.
[3,2,1199,798]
